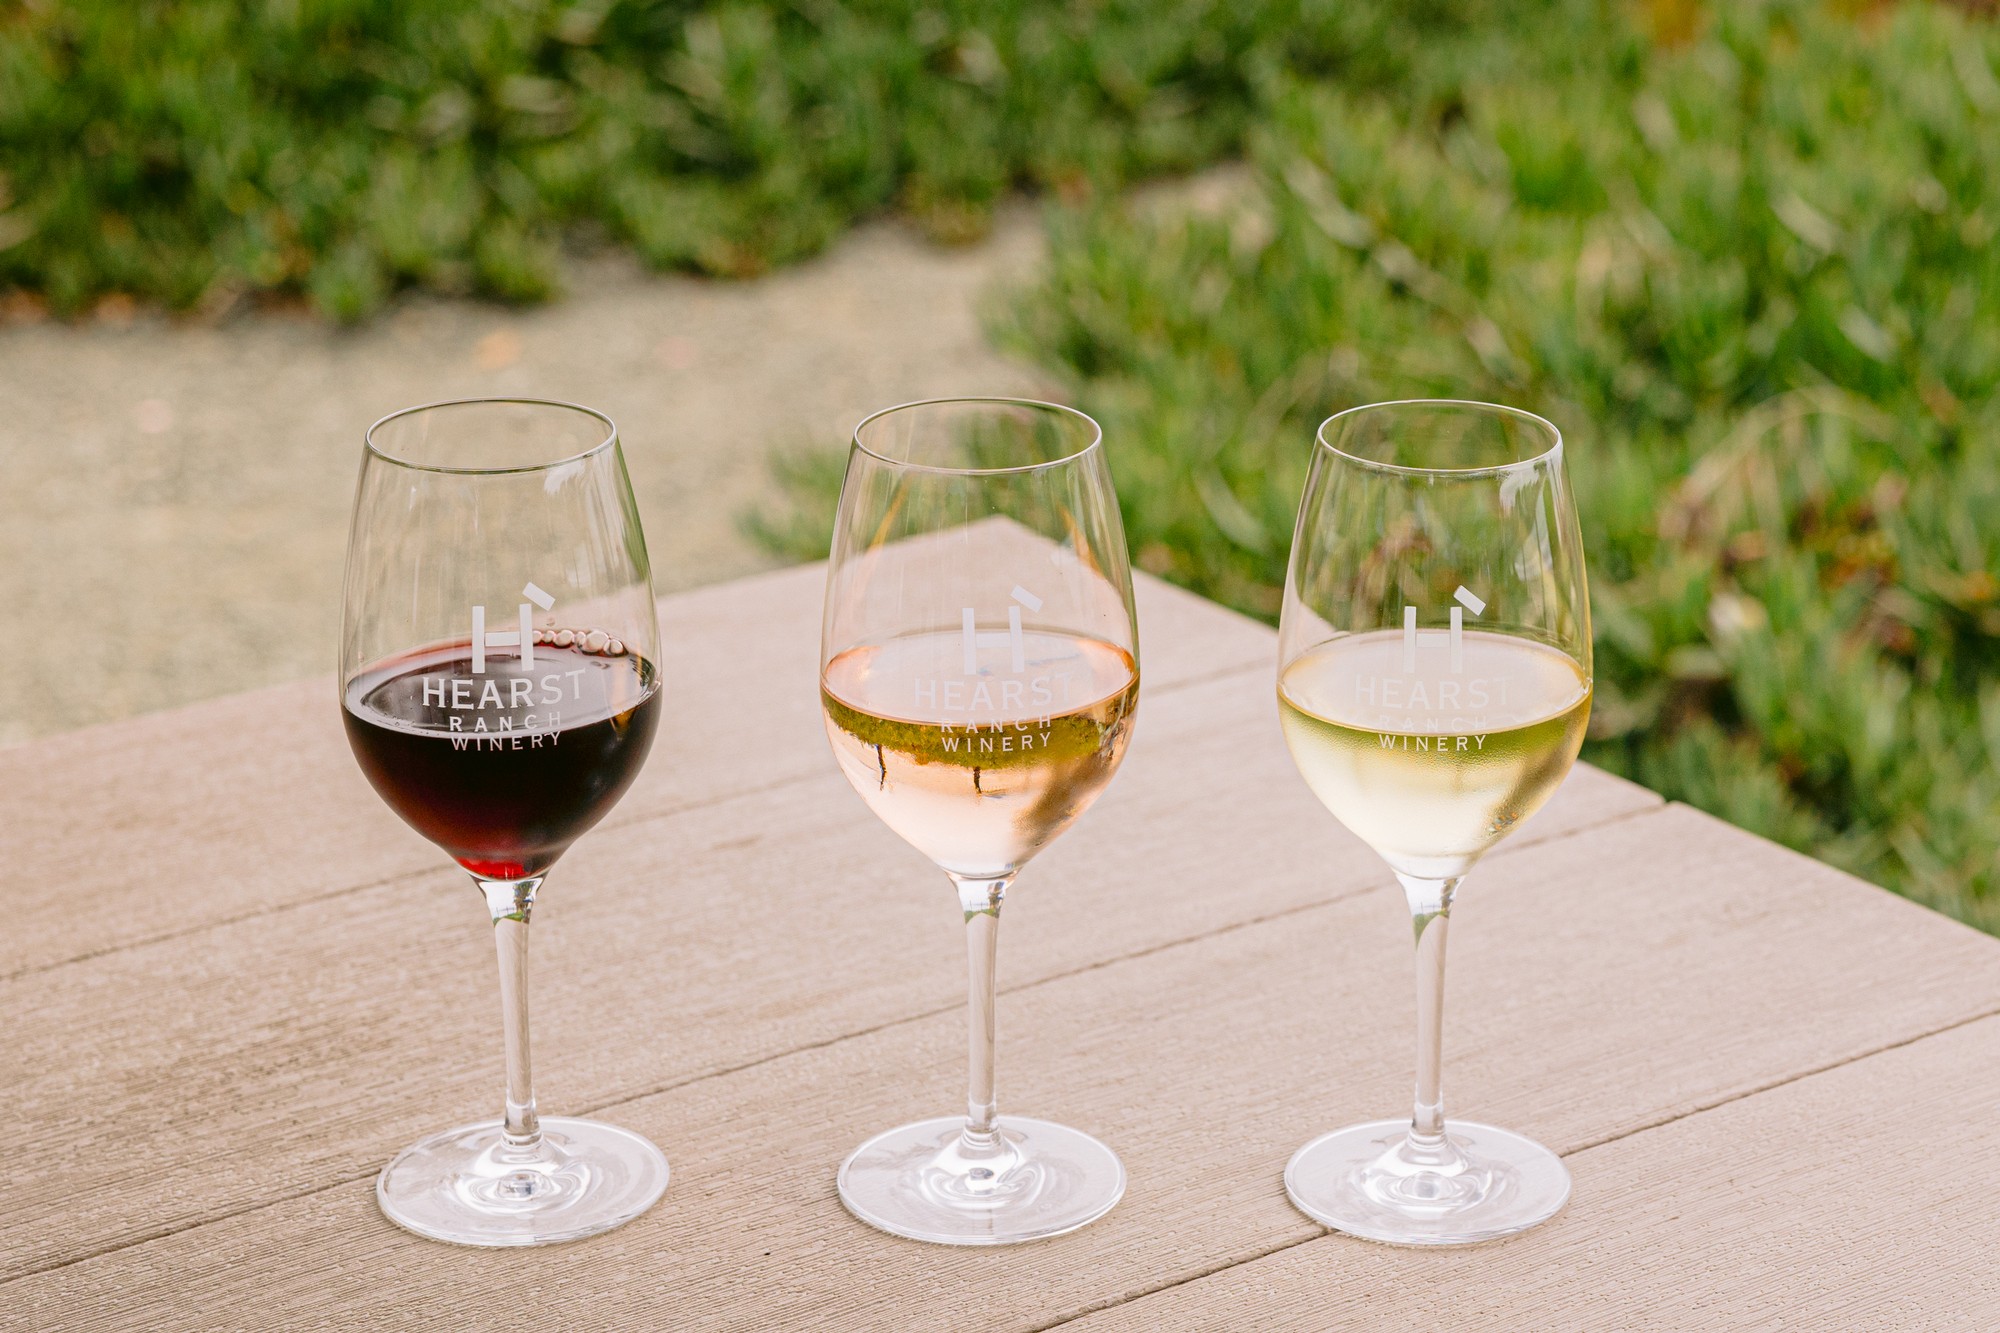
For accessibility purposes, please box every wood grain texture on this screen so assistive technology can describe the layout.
[1062,1014,2000,1332]
[17,567,1983,1332]
[0,653,1653,1280]
[0,565,1268,978]
[11,804,1993,1331]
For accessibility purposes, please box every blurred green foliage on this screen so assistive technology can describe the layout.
[757,0,2000,929]
[0,0,1473,318]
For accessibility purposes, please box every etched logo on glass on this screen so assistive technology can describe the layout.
[961,585,1042,674]
[472,582,557,673]
[406,579,630,747]
[1343,584,1519,743]
[1401,585,1487,674]
[909,583,1079,726]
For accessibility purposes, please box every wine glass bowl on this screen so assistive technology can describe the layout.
[820,398,1139,1245]
[340,398,670,1247]
[819,628,1137,881]
[1277,400,1591,1246]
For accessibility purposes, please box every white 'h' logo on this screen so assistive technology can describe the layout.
[1403,585,1486,674]
[962,585,1042,674]
[472,582,555,674]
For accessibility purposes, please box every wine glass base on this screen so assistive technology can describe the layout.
[1285,1119,1570,1246]
[838,1115,1125,1246]
[377,1116,669,1247]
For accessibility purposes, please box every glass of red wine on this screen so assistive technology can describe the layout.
[341,398,668,1246]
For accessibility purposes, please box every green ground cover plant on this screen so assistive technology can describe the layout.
[0,0,1483,318]
[758,0,2000,929]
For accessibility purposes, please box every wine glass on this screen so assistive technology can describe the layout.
[341,398,669,1247]
[820,398,1140,1245]
[1277,400,1592,1245]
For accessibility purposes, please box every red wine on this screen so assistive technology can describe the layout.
[343,643,660,879]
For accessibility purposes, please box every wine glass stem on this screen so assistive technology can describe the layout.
[953,875,1009,1141]
[1398,873,1460,1147]
[479,877,546,1149]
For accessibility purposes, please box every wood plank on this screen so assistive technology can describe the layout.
[0,565,1271,978]
[0,667,1653,1281]
[1059,1014,2000,1332]
[10,805,1991,1329]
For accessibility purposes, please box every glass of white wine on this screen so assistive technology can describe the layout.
[1277,400,1592,1246]
[820,398,1140,1245]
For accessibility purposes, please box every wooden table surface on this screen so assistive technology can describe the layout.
[8,564,1999,1330]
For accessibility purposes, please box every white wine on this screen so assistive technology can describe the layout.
[822,630,1138,880]
[1279,630,1590,881]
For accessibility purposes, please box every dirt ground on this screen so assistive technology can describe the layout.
[0,212,1049,745]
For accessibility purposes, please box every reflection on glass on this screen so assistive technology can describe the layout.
[341,398,670,1247]
[1277,400,1592,1246]
[820,398,1139,1246]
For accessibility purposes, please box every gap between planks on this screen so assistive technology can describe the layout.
[1025,996,2000,1332]
[1,795,1667,1290]
[1,654,1274,989]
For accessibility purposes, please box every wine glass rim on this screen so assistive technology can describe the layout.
[364,397,618,475]
[1315,399,1562,477]
[850,396,1103,475]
